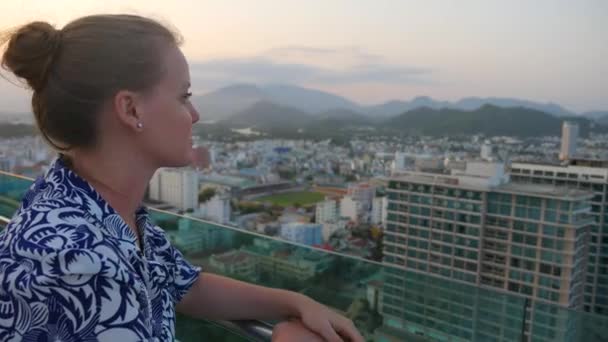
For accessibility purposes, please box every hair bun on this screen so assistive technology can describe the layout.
[1,21,62,91]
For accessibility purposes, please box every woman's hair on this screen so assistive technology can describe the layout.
[0,14,182,150]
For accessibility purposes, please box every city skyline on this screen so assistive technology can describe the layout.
[0,0,607,113]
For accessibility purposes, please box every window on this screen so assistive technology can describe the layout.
[525,236,538,246]
[513,233,524,243]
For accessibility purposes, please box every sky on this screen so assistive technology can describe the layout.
[0,0,606,113]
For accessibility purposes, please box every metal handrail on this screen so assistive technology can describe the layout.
[0,215,273,342]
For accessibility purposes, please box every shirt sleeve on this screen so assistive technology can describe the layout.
[0,247,150,341]
[148,223,202,304]
[169,242,202,304]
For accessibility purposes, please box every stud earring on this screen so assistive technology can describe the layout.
[136,122,144,129]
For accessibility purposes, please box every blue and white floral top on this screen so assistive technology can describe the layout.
[0,156,201,341]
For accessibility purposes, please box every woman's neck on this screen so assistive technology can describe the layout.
[65,149,156,223]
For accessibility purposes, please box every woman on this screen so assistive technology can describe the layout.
[0,14,363,342]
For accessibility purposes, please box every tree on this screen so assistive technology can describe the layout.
[198,188,216,203]
[345,174,357,182]
[370,226,382,240]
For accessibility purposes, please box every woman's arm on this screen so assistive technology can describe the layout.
[176,273,363,342]
[176,272,302,320]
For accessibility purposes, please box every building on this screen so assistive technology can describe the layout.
[392,152,415,173]
[340,195,361,223]
[280,222,322,246]
[511,161,608,315]
[371,196,387,226]
[165,218,234,255]
[242,239,332,281]
[559,121,579,161]
[149,168,199,211]
[315,199,339,224]
[480,141,494,160]
[347,182,376,211]
[382,161,592,341]
[199,194,231,225]
[0,157,11,173]
[209,250,256,280]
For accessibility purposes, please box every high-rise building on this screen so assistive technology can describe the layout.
[511,161,608,315]
[382,162,592,341]
[315,199,339,224]
[371,196,387,226]
[149,168,199,211]
[559,121,579,161]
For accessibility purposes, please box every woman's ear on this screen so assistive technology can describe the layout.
[113,90,145,132]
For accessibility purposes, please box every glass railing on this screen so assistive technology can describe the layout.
[2,170,608,342]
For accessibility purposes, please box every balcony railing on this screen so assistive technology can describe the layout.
[2,170,608,342]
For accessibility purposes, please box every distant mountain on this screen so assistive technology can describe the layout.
[364,96,575,118]
[262,84,360,114]
[384,105,602,137]
[222,101,312,129]
[0,112,34,124]
[219,102,375,136]
[0,123,36,138]
[365,97,452,117]
[316,108,371,124]
[193,83,588,120]
[192,84,359,120]
[596,115,608,126]
[218,100,604,138]
[453,97,574,117]
[582,111,608,120]
[191,84,268,120]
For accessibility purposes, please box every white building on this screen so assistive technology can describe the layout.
[559,121,579,161]
[480,141,494,160]
[280,223,322,246]
[371,196,387,226]
[199,194,231,225]
[149,168,199,211]
[340,195,361,223]
[315,199,339,224]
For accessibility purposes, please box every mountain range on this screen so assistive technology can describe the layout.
[192,83,600,120]
[209,100,606,138]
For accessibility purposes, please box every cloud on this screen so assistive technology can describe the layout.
[264,46,384,65]
[189,46,433,90]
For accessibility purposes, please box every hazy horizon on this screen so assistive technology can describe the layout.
[1,0,606,113]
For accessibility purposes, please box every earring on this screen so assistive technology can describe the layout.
[136,122,144,129]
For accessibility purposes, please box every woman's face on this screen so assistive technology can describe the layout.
[137,45,200,168]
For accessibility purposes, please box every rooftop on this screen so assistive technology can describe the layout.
[497,182,593,200]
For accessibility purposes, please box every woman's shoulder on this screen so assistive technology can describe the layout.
[0,178,107,261]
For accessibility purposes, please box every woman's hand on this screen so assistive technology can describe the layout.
[290,294,364,342]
